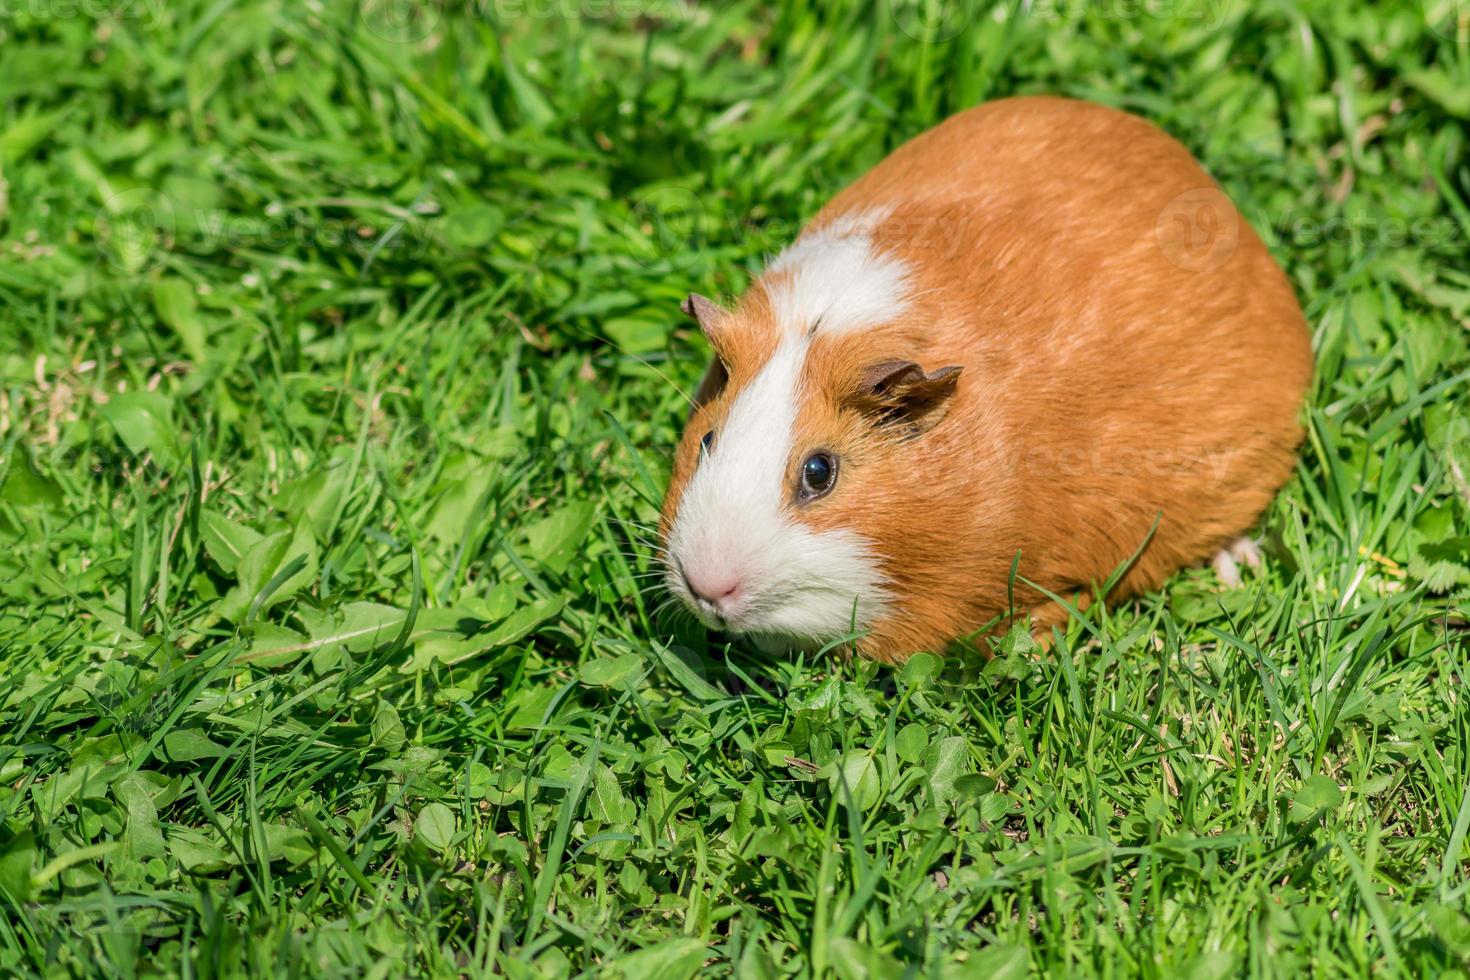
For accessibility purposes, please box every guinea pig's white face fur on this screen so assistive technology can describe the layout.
[661,208,961,649]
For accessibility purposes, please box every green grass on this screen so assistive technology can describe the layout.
[0,0,1468,975]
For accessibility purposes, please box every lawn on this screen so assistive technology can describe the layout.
[1,0,1469,975]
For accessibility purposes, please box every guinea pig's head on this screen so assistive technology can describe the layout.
[659,278,961,650]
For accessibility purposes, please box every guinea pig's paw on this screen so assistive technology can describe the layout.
[1211,536,1264,588]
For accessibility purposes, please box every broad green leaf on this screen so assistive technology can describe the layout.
[152,278,207,362]
[217,524,319,623]
[296,602,408,655]
[522,502,598,575]
[168,827,232,873]
[655,643,725,702]
[403,597,564,671]
[1406,68,1470,118]
[442,203,506,248]
[163,729,229,762]
[761,741,795,766]
[425,460,495,544]
[0,831,36,903]
[898,651,942,687]
[466,762,495,798]
[31,841,116,889]
[0,459,63,508]
[199,510,262,574]
[924,736,971,809]
[1409,535,1470,592]
[1427,904,1470,958]
[476,595,566,648]
[273,455,354,539]
[895,723,928,764]
[371,700,405,752]
[463,582,521,623]
[827,937,904,980]
[260,824,314,865]
[967,943,1029,980]
[99,390,177,465]
[503,685,558,732]
[607,938,707,980]
[954,774,998,798]
[1290,775,1344,820]
[603,315,666,354]
[588,763,634,824]
[829,751,880,810]
[243,622,310,667]
[578,653,642,688]
[114,773,166,861]
[788,677,840,714]
[415,802,455,852]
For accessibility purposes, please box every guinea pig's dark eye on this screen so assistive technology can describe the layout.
[799,452,837,500]
[700,430,714,454]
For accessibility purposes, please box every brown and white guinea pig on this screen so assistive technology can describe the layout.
[658,95,1313,663]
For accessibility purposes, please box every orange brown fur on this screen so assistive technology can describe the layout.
[661,96,1313,662]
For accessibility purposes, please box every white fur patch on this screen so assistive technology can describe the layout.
[766,206,910,338]
[666,335,890,641]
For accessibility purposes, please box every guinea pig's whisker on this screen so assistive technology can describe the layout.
[629,576,670,589]
[611,520,660,533]
[653,602,696,627]
[652,596,685,617]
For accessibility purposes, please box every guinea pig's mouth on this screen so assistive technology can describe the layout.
[681,582,729,629]
[666,557,866,641]
[668,559,739,630]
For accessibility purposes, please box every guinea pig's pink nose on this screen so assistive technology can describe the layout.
[684,569,742,610]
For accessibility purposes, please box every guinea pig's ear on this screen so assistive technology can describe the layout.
[849,359,962,436]
[681,293,728,342]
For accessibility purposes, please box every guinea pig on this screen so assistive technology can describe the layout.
[659,95,1312,663]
